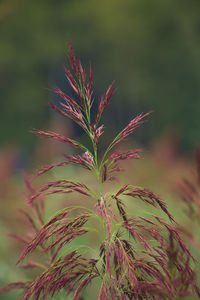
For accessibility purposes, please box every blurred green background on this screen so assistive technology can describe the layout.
[1,0,200,154]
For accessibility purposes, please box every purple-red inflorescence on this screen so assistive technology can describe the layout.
[0,43,199,300]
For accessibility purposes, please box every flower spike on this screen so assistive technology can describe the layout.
[1,42,199,300]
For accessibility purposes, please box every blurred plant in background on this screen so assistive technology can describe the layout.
[0,43,199,300]
[174,147,200,257]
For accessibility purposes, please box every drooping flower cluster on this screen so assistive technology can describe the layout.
[0,43,199,300]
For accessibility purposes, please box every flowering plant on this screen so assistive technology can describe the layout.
[1,43,199,299]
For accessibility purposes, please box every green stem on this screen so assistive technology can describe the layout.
[92,141,103,198]
[99,135,119,171]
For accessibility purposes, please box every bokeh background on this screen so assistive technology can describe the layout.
[1,0,200,153]
[0,0,200,299]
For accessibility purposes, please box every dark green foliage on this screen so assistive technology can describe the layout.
[1,0,200,150]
